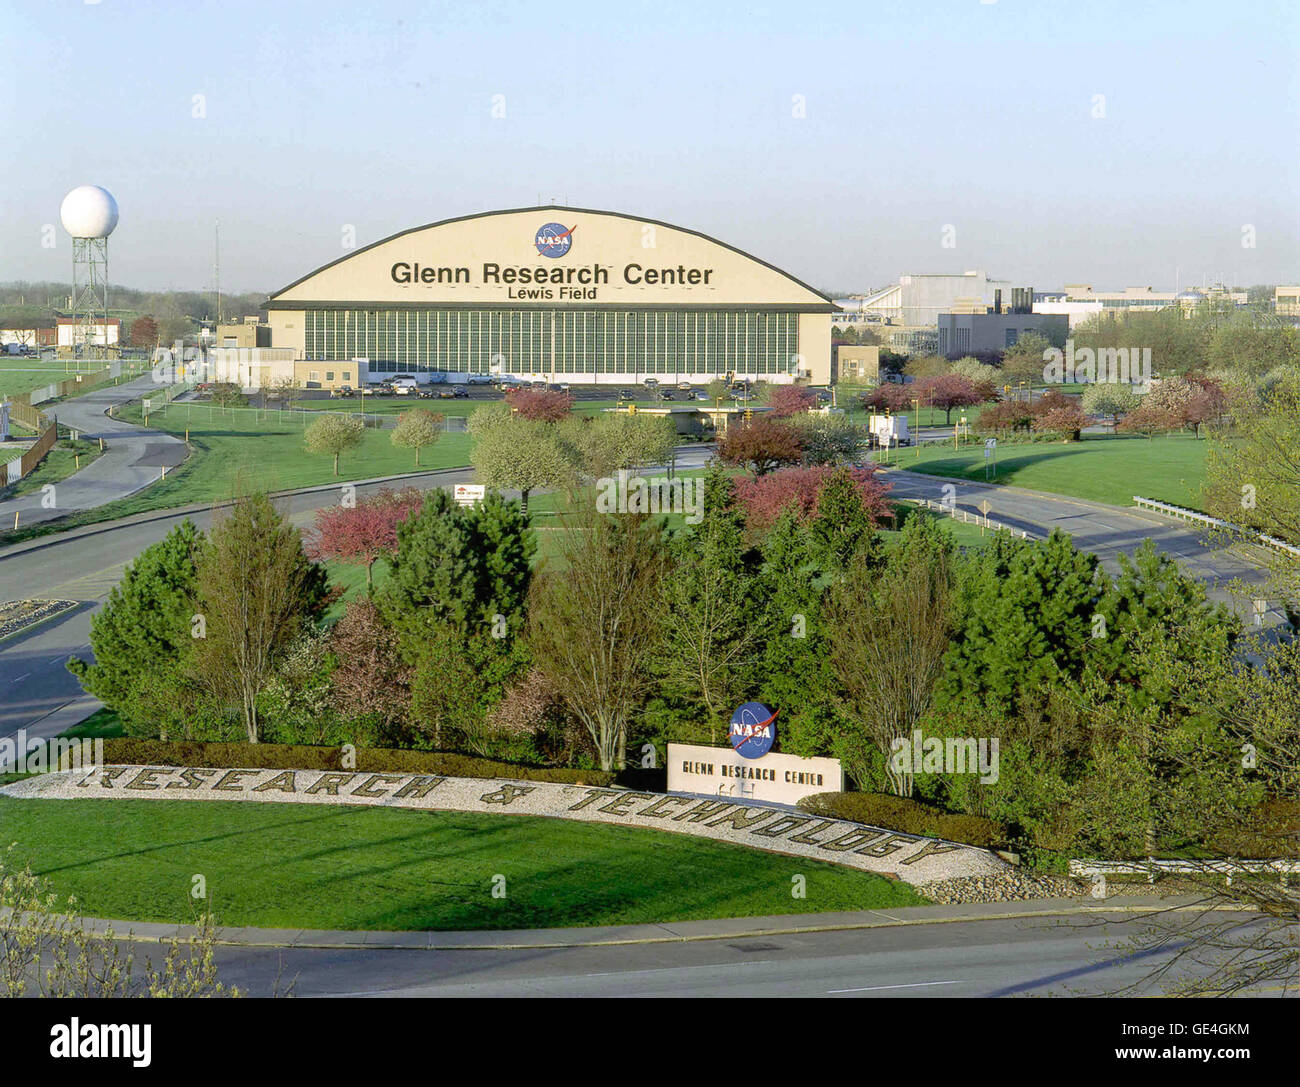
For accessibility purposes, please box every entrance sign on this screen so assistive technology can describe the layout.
[669,741,843,805]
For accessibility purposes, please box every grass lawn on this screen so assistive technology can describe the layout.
[110,400,475,506]
[0,438,103,500]
[293,396,635,419]
[0,358,151,402]
[0,359,107,400]
[0,797,925,929]
[58,706,125,740]
[900,433,1208,507]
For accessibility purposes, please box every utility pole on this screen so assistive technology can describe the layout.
[214,220,222,327]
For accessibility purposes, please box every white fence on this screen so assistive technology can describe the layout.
[902,496,1037,540]
[1133,495,1300,559]
[1071,859,1300,889]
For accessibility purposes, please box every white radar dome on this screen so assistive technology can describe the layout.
[60,186,119,239]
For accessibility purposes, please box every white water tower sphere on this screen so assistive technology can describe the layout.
[60,186,119,239]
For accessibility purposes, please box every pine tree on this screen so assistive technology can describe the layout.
[380,489,535,746]
[756,508,840,757]
[936,529,1104,711]
[67,521,205,738]
[658,470,765,741]
[807,466,882,572]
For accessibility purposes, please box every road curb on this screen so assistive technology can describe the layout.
[0,895,1246,951]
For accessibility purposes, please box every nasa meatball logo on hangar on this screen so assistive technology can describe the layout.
[388,219,719,300]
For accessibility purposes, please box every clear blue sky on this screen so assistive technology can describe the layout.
[2,0,1297,297]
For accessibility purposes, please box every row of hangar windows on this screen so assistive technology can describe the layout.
[302,308,802,375]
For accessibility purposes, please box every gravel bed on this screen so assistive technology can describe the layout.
[919,872,1086,903]
[0,598,78,640]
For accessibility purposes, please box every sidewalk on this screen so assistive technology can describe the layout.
[0,894,1244,951]
[0,375,188,529]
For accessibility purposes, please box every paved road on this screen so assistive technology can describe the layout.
[109,908,1276,998]
[883,467,1268,614]
[0,374,187,529]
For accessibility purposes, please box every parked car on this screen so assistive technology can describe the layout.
[676,381,693,391]
[467,373,492,384]
[438,387,467,399]
[657,388,676,401]
[617,388,636,401]
[330,385,354,398]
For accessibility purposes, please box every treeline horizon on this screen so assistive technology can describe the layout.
[0,281,268,323]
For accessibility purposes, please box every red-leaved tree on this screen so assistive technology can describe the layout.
[861,384,914,413]
[917,374,989,424]
[306,487,424,586]
[716,416,805,476]
[505,387,574,422]
[733,464,892,528]
[766,385,818,418]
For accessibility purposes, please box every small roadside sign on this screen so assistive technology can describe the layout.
[979,500,992,516]
[454,484,486,507]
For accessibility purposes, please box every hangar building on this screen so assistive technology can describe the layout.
[261,206,835,388]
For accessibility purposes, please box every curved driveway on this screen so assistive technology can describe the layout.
[0,374,188,530]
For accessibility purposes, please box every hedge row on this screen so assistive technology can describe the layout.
[90,738,619,786]
[798,791,1006,849]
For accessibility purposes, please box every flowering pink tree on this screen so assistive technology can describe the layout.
[306,487,424,586]
[861,384,914,413]
[766,385,818,418]
[733,464,892,529]
[916,374,989,424]
[505,387,574,421]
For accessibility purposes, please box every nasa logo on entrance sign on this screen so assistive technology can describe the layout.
[729,701,777,759]
[535,223,575,258]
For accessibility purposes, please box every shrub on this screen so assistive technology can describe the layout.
[797,791,1006,848]
[90,738,618,785]
[732,464,890,529]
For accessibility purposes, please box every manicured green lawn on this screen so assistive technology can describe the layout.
[900,433,1207,507]
[58,707,125,740]
[112,400,474,505]
[0,439,103,499]
[294,396,633,419]
[0,358,151,402]
[0,359,106,400]
[0,797,924,930]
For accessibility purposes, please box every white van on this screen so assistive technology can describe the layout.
[391,375,419,395]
